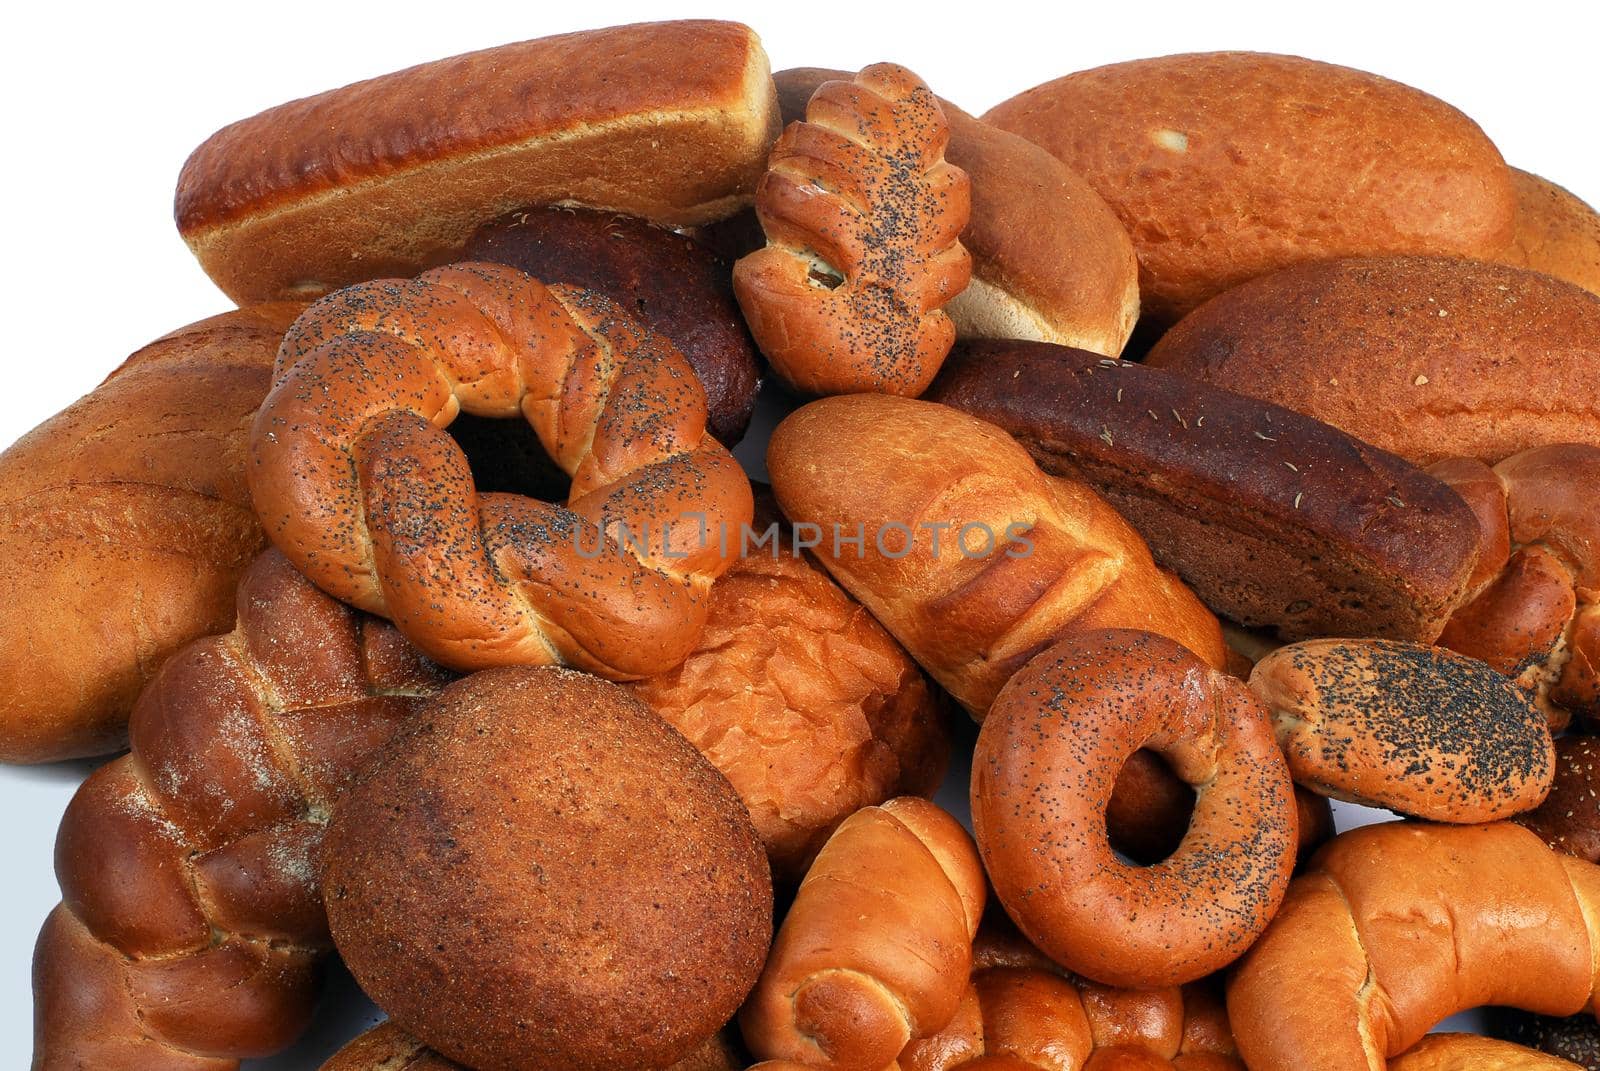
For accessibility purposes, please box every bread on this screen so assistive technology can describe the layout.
[974,630,1296,987]
[1520,736,1600,862]
[1431,446,1600,727]
[984,52,1513,323]
[463,206,761,444]
[1228,822,1600,1070]
[250,262,752,677]
[627,491,947,881]
[1390,1034,1582,1070]
[1108,750,1335,867]
[32,550,447,1070]
[772,68,1139,357]
[739,798,985,1071]
[323,666,771,1071]
[319,1022,748,1071]
[1502,169,1600,296]
[766,394,1226,716]
[0,304,301,762]
[1144,255,1600,465]
[734,64,971,395]
[1490,1009,1600,1071]
[1251,639,1555,821]
[928,339,1481,642]
[176,20,780,304]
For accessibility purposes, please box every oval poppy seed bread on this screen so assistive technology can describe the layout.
[322,667,772,1071]
[1250,639,1555,822]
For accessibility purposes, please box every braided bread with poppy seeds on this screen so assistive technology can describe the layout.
[734,64,971,395]
[32,550,448,1070]
[249,261,753,678]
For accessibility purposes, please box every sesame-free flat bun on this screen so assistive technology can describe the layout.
[176,21,780,303]
[322,667,772,1071]
[985,52,1513,323]
[1146,255,1600,464]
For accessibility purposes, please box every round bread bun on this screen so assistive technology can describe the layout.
[764,68,1140,357]
[1145,255,1600,465]
[320,1022,749,1071]
[1519,736,1600,862]
[1501,168,1600,298]
[627,492,947,882]
[983,52,1513,324]
[1251,639,1555,822]
[322,667,773,1071]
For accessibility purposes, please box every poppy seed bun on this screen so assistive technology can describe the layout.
[1251,639,1555,822]
[322,667,772,1071]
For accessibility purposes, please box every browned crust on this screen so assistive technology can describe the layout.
[774,67,1139,356]
[928,339,1479,641]
[1502,168,1600,297]
[1145,255,1600,465]
[984,52,1514,322]
[176,21,780,302]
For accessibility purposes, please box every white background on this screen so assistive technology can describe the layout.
[2,0,1598,1063]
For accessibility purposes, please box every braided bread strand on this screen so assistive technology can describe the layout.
[734,63,971,396]
[249,262,752,678]
[32,551,448,1070]
[1431,444,1600,727]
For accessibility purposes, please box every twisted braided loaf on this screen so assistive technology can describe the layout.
[1432,444,1600,727]
[32,550,448,1070]
[734,63,971,396]
[249,261,753,678]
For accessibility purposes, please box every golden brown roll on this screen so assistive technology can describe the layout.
[1501,169,1600,297]
[176,21,780,303]
[984,52,1513,323]
[0,305,301,762]
[740,798,985,1071]
[1229,822,1600,1070]
[323,667,772,1071]
[772,68,1139,357]
[1251,639,1555,822]
[319,1021,749,1071]
[766,394,1226,717]
[1145,256,1600,465]
[1390,1034,1582,1070]
[628,493,948,881]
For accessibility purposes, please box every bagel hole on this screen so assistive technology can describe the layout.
[448,414,573,501]
[1107,749,1196,866]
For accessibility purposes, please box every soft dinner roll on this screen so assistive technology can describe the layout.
[1501,168,1600,296]
[322,667,772,1071]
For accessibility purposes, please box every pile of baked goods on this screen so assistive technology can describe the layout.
[11,18,1600,1071]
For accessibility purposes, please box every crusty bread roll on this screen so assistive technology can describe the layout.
[176,20,780,303]
[1146,256,1600,464]
[740,798,985,1071]
[1501,169,1600,297]
[1520,736,1600,862]
[1228,822,1600,1070]
[1251,639,1555,822]
[773,68,1139,357]
[323,667,772,1071]
[766,395,1226,716]
[464,206,762,445]
[319,1021,749,1071]
[628,492,948,881]
[1390,1034,1582,1071]
[984,52,1514,323]
[929,340,1481,643]
[0,305,300,762]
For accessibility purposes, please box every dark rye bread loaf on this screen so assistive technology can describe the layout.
[927,340,1479,642]
[464,206,761,445]
[1145,255,1600,465]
